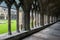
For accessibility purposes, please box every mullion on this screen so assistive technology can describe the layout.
[31,3,34,28]
[35,0,37,27]
[16,8,20,32]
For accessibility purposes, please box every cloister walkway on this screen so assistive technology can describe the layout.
[23,22,60,40]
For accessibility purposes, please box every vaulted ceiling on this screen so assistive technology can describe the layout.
[47,0,60,16]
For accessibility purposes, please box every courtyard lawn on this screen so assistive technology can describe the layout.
[0,20,16,34]
[0,19,34,34]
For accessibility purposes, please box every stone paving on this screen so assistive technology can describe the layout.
[23,22,60,40]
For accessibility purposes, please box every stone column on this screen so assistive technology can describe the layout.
[55,17,57,22]
[47,5,50,24]
[40,13,44,26]
[8,6,11,35]
[53,16,54,22]
[51,16,53,23]
[47,14,50,24]
[50,16,52,23]
[23,9,30,30]
[40,1,44,26]
[55,17,56,22]
[36,11,39,26]
[31,9,34,28]
[53,16,54,23]
[16,8,20,32]
[35,9,36,27]
[56,16,58,22]
[37,11,40,26]
[54,16,56,22]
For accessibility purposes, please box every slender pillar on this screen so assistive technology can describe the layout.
[54,16,56,22]
[56,16,58,22]
[35,9,37,27]
[36,11,39,26]
[52,16,54,23]
[8,6,12,35]
[51,16,53,23]
[40,13,44,26]
[47,5,50,24]
[55,16,56,22]
[31,9,34,28]
[53,16,55,22]
[48,14,50,24]
[53,16,54,23]
[37,11,40,26]
[40,1,44,26]
[51,16,52,23]
[16,8,20,32]
[55,17,56,22]
[39,12,41,26]
[23,9,30,30]
[50,16,51,23]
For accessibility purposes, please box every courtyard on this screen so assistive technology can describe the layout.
[0,20,16,34]
[0,19,35,34]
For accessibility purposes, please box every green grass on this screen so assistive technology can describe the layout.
[0,19,35,34]
[0,20,16,34]
[30,20,35,28]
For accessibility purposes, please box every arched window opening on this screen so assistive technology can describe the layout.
[30,0,41,29]
[33,10,36,28]
[19,7,24,31]
[36,7,40,27]
[30,2,38,29]
[30,10,32,29]
[53,16,55,23]
[51,16,53,23]
[46,15,48,25]
[44,14,48,25]
[30,10,36,29]
[44,14,46,25]
[0,1,8,34]
[11,4,16,32]
[34,1,41,28]
[50,16,52,23]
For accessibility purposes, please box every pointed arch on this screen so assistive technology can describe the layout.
[0,1,8,34]
[19,6,24,31]
[30,0,41,29]
[11,4,17,32]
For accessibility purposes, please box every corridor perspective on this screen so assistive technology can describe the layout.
[0,0,60,40]
[23,22,60,40]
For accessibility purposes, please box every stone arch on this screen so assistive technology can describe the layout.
[10,4,17,32]
[14,0,24,32]
[19,6,24,31]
